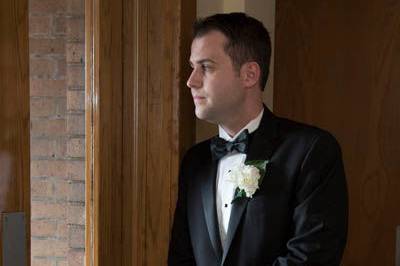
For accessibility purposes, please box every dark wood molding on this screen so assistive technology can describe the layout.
[0,0,30,265]
[85,0,94,265]
[86,0,195,264]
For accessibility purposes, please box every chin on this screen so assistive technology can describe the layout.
[194,108,207,120]
[195,108,217,124]
[195,107,208,120]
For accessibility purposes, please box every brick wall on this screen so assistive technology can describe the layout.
[29,0,85,265]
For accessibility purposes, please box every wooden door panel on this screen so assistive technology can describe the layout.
[0,0,30,265]
[275,1,400,265]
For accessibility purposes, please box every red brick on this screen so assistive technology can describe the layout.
[31,138,67,158]
[68,225,85,248]
[31,257,54,266]
[57,97,67,115]
[31,238,68,257]
[29,16,51,35]
[30,97,58,117]
[56,58,67,79]
[31,160,67,177]
[66,114,84,135]
[29,0,67,15]
[31,178,53,198]
[68,182,85,202]
[30,38,65,55]
[53,16,66,36]
[67,137,85,158]
[56,260,67,266]
[67,90,85,111]
[66,17,84,41]
[67,204,85,225]
[31,118,66,137]
[66,66,84,88]
[66,161,85,181]
[53,179,70,200]
[66,43,84,64]
[30,58,57,78]
[30,80,66,97]
[67,0,84,15]
[30,2,86,263]
[57,223,68,239]
[67,249,85,266]
[31,201,67,220]
[31,219,57,237]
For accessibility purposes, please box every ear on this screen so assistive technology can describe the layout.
[240,62,261,88]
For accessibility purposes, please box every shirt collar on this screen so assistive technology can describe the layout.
[218,108,264,141]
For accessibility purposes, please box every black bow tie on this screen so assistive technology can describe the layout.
[210,129,250,161]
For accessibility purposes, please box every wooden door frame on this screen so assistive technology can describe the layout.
[0,0,30,265]
[85,0,196,265]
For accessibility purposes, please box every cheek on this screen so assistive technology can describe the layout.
[215,79,241,100]
[203,72,240,102]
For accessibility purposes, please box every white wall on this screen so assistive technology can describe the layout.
[197,0,223,18]
[245,0,275,110]
[195,0,276,142]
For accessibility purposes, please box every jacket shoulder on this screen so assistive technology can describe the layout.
[275,116,342,153]
[181,137,214,166]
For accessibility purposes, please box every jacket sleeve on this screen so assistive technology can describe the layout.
[272,132,348,266]
[168,155,196,266]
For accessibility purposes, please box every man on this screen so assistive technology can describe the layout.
[169,13,348,266]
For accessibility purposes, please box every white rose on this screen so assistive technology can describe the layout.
[228,163,261,198]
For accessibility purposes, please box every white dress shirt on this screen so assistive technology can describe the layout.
[216,109,264,249]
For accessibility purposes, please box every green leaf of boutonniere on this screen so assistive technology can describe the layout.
[234,187,246,198]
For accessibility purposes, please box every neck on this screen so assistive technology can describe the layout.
[220,103,263,137]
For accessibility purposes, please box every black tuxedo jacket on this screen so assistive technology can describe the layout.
[168,107,348,266]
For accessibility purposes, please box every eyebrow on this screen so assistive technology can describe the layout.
[189,59,217,66]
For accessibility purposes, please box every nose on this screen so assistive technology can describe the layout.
[186,68,202,89]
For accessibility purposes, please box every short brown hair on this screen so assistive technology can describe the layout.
[193,12,271,90]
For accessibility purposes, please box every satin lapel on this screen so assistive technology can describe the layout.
[200,156,223,260]
[222,195,249,263]
[222,107,278,264]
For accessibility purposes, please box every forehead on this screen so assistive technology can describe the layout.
[190,30,229,62]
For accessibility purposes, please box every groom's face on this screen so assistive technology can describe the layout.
[187,30,245,125]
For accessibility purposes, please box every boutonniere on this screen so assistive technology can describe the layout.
[228,160,269,202]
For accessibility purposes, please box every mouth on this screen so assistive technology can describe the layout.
[193,96,206,103]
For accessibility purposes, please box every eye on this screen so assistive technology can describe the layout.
[201,64,212,72]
